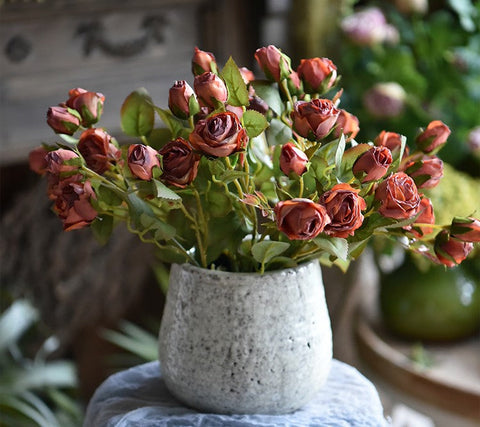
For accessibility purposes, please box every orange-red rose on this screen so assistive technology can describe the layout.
[189,111,248,157]
[291,99,339,140]
[353,146,392,182]
[280,143,308,176]
[78,128,120,174]
[127,144,160,181]
[159,138,200,188]
[66,87,104,127]
[333,109,360,142]
[194,72,228,109]
[297,57,337,93]
[375,172,420,219]
[403,197,435,238]
[404,155,443,189]
[274,198,331,240]
[320,183,366,238]
[450,217,480,242]
[416,120,451,153]
[47,106,80,135]
[168,80,196,119]
[434,230,473,267]
[192,46,216,75]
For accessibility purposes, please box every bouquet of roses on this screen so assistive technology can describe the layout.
[29,45,480,273]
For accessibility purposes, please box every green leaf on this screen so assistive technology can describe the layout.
[153,179,181,201]
[0,300,38,351]
[146,128,173,150]
[251,80,284,115]
[120,88,155,137]
[242,109,268,139]
[97,186,123,206]
[251,241,290,264]
[90,215,114,245]
[313,235,348,261]
[206,188,232,217]
[154,107,186,138]
[221,57,249,107]
[335,134,346,175]
[265,118,292,146]
[58,134,78,144]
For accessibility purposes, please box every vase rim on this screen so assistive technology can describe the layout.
[174,259,320,278]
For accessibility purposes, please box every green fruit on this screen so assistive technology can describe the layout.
[380,257,480,341]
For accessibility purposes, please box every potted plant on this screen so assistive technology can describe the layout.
[29,45,480,414]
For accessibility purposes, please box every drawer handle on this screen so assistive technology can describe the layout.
[76,15,167,57]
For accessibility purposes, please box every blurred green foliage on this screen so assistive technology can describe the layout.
[333,0,480,176]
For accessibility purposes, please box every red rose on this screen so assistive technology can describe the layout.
[194,72,228,109]
[78,128,120,174]
[274,198,331,240]
[47,106,80,135]
[353,146,393,182]
[280,143,308,176]
[320,183,366,238]
[291,99,339,140]
[333,109,360,142]
[451,217,480,242]
[45,149,79,175]
[403,197,435,238]
[29,146,49,175]
[189,111,248,157]
[404,155,443,189]
[54,180,97,231]
[374,130,406,154]
[127,144,160,181]
[66,87,105,127]
[192,46,216,75]
[434,230,473,267]
[239,67,255,84]
[254,45,291,82]
[159,138,200,188]
[168,80,196,119]
[416,120,451,153]
[375,172,420,219]
[297,57,337,93]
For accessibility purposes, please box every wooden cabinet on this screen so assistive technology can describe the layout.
[0,0,259,165]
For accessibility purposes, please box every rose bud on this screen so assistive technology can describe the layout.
[127,144,160,181]
[375,172,420,220]
[353,146,393,183]
[239,67,255,84]
[333,109,360,142]
[194,72,228,109]
[189,111,248,157]
[254,45,292,82]
[434,230,473,267]
[168,80,197,119]
[374,130,406,154]
[341,7,398,46]
[403,197,435,238]
[404,155,443,189]
[159,138,200,188]
[29,146,49,175]
[46,106,80,135]
[416,120,451,153]
[280,143,308,176]
[297,57,337,93]
[364,82,406,118]
[320,183,366,238]
[274,198,331,240]
[467,126,480,153]
[451,217,480,242]
[286,71,303,96]
[45,149,79,175]
[54,180,97,231]
[66,87,105,127]
[78,128,120,174]
[247,96,269,115]
[291,99,340,141]
[192,46,217,75]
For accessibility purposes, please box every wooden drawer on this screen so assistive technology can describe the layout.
[0,0,206,165]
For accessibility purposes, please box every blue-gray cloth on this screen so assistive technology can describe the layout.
[84,360,388,426]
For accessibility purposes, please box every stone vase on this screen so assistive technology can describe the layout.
[158,259,332,414]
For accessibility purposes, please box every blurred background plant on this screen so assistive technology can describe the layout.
[0,298,82,426]
[332,0,480,177]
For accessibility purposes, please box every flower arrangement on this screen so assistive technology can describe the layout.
[29,45,480,273]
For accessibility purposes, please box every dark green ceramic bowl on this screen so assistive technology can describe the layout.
[380,257,480,341]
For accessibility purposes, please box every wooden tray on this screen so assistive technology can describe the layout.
[355,307,480,420]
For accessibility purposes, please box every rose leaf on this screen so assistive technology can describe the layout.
[251,241,290,265]
[221,56,249,107]
[91,215,114,245]
[121,88,155,137]
[251,80,284,116]
[313,236,348,261]
[243,110,268,139]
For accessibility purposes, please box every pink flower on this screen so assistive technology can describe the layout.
[194,72,228,109]
[291,99,339,140]
[47,106,80,135]
[127,144,160,181]
[280,143,308,176]
[375,172,420,219]
[416,120,451,153]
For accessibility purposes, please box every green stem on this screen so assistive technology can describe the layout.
[193,188,208,268]
[299,176,304,198]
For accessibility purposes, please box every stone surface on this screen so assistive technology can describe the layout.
[158,261,332,414]
[84,360,389,426]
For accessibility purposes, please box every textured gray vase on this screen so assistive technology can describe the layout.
[158,259,332,414]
